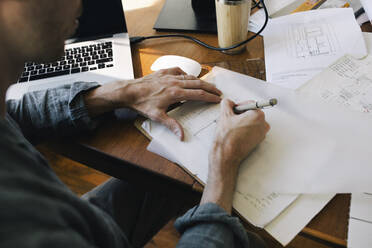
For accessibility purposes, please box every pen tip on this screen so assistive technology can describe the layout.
[270,98,278,106]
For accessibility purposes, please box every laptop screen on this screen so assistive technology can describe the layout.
[72,0,127,39]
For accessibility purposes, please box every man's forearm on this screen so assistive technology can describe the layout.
[6,82,101,143]
[200,144,240,214]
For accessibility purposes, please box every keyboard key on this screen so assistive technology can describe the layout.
[55,66,62,71]
[92,55,99,60]
[74,54,81,58]
[26,62,34,66]
[30,71,38,76]
[80,62,87,67]
[98,64,105,69]
[22,72,30,77]
[88,61,95,65]
[60,61,67,65]
[96,58,113,64]
[100,54,107,59]
[71,68,81,74]
[35,65,43,70]
[82,67,89,72]
[67,55,73,60]
[72,64,79,69]
[90,67,97,71]
[77,58,83,63]
[83,53,89,57]
[63,65,71,70]
[108,52,113,57]
[107,64,114,68]
[47,68,54,73]
[84,57,91,62]
[68,60,74,64]
[19,77,28,83]
[39,69,46,74]
[27,66,35,71]
[29,70,70,81]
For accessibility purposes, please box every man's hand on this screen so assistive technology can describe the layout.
[83,67,222,140]
[201,99,270,213]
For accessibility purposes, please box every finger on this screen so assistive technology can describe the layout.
[220,98,235,116]
[176,89,222,103]
[162,67,187,76]
[181,79,222,96]
[157,113,185,141]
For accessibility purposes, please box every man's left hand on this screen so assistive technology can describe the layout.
[83,67,222,140]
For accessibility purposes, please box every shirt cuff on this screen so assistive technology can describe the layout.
[175,203,251,247]
[68,81,101,130]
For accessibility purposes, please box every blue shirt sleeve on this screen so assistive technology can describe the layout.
[175,203,266,248]
[6,82,101,143]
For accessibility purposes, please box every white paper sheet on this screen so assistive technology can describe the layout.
[249,9,270,35]
[265,194,335,246]
[348,219,372,248]
[350,193,372,222]
[264,0,302,17]
[348,193,372,248]
[298,55,372,113]
[264,8,367,89]
[360,0,372,22]
[357,12,370,26]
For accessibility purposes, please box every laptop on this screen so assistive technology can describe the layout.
[6,0,134,100]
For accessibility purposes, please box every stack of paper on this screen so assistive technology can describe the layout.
[141,66,372,245]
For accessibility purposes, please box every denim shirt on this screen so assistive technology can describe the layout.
[2,82,258,248]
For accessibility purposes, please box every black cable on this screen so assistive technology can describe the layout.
[130,0,269,52]
[251,0,262,9]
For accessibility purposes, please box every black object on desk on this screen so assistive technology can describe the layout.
[154,0,217,33]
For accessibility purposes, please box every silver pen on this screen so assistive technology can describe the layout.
[233,98,278,114]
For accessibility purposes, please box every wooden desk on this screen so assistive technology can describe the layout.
[48,1,367,247]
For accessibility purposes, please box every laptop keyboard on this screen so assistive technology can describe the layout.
[18,41,114,83]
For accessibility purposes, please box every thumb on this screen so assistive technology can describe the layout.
[158,113,185,141]
[221,98,235,116]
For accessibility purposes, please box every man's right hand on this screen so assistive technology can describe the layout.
[201,98,270,213]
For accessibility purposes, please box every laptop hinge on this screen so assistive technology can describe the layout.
[66,34,114,44]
